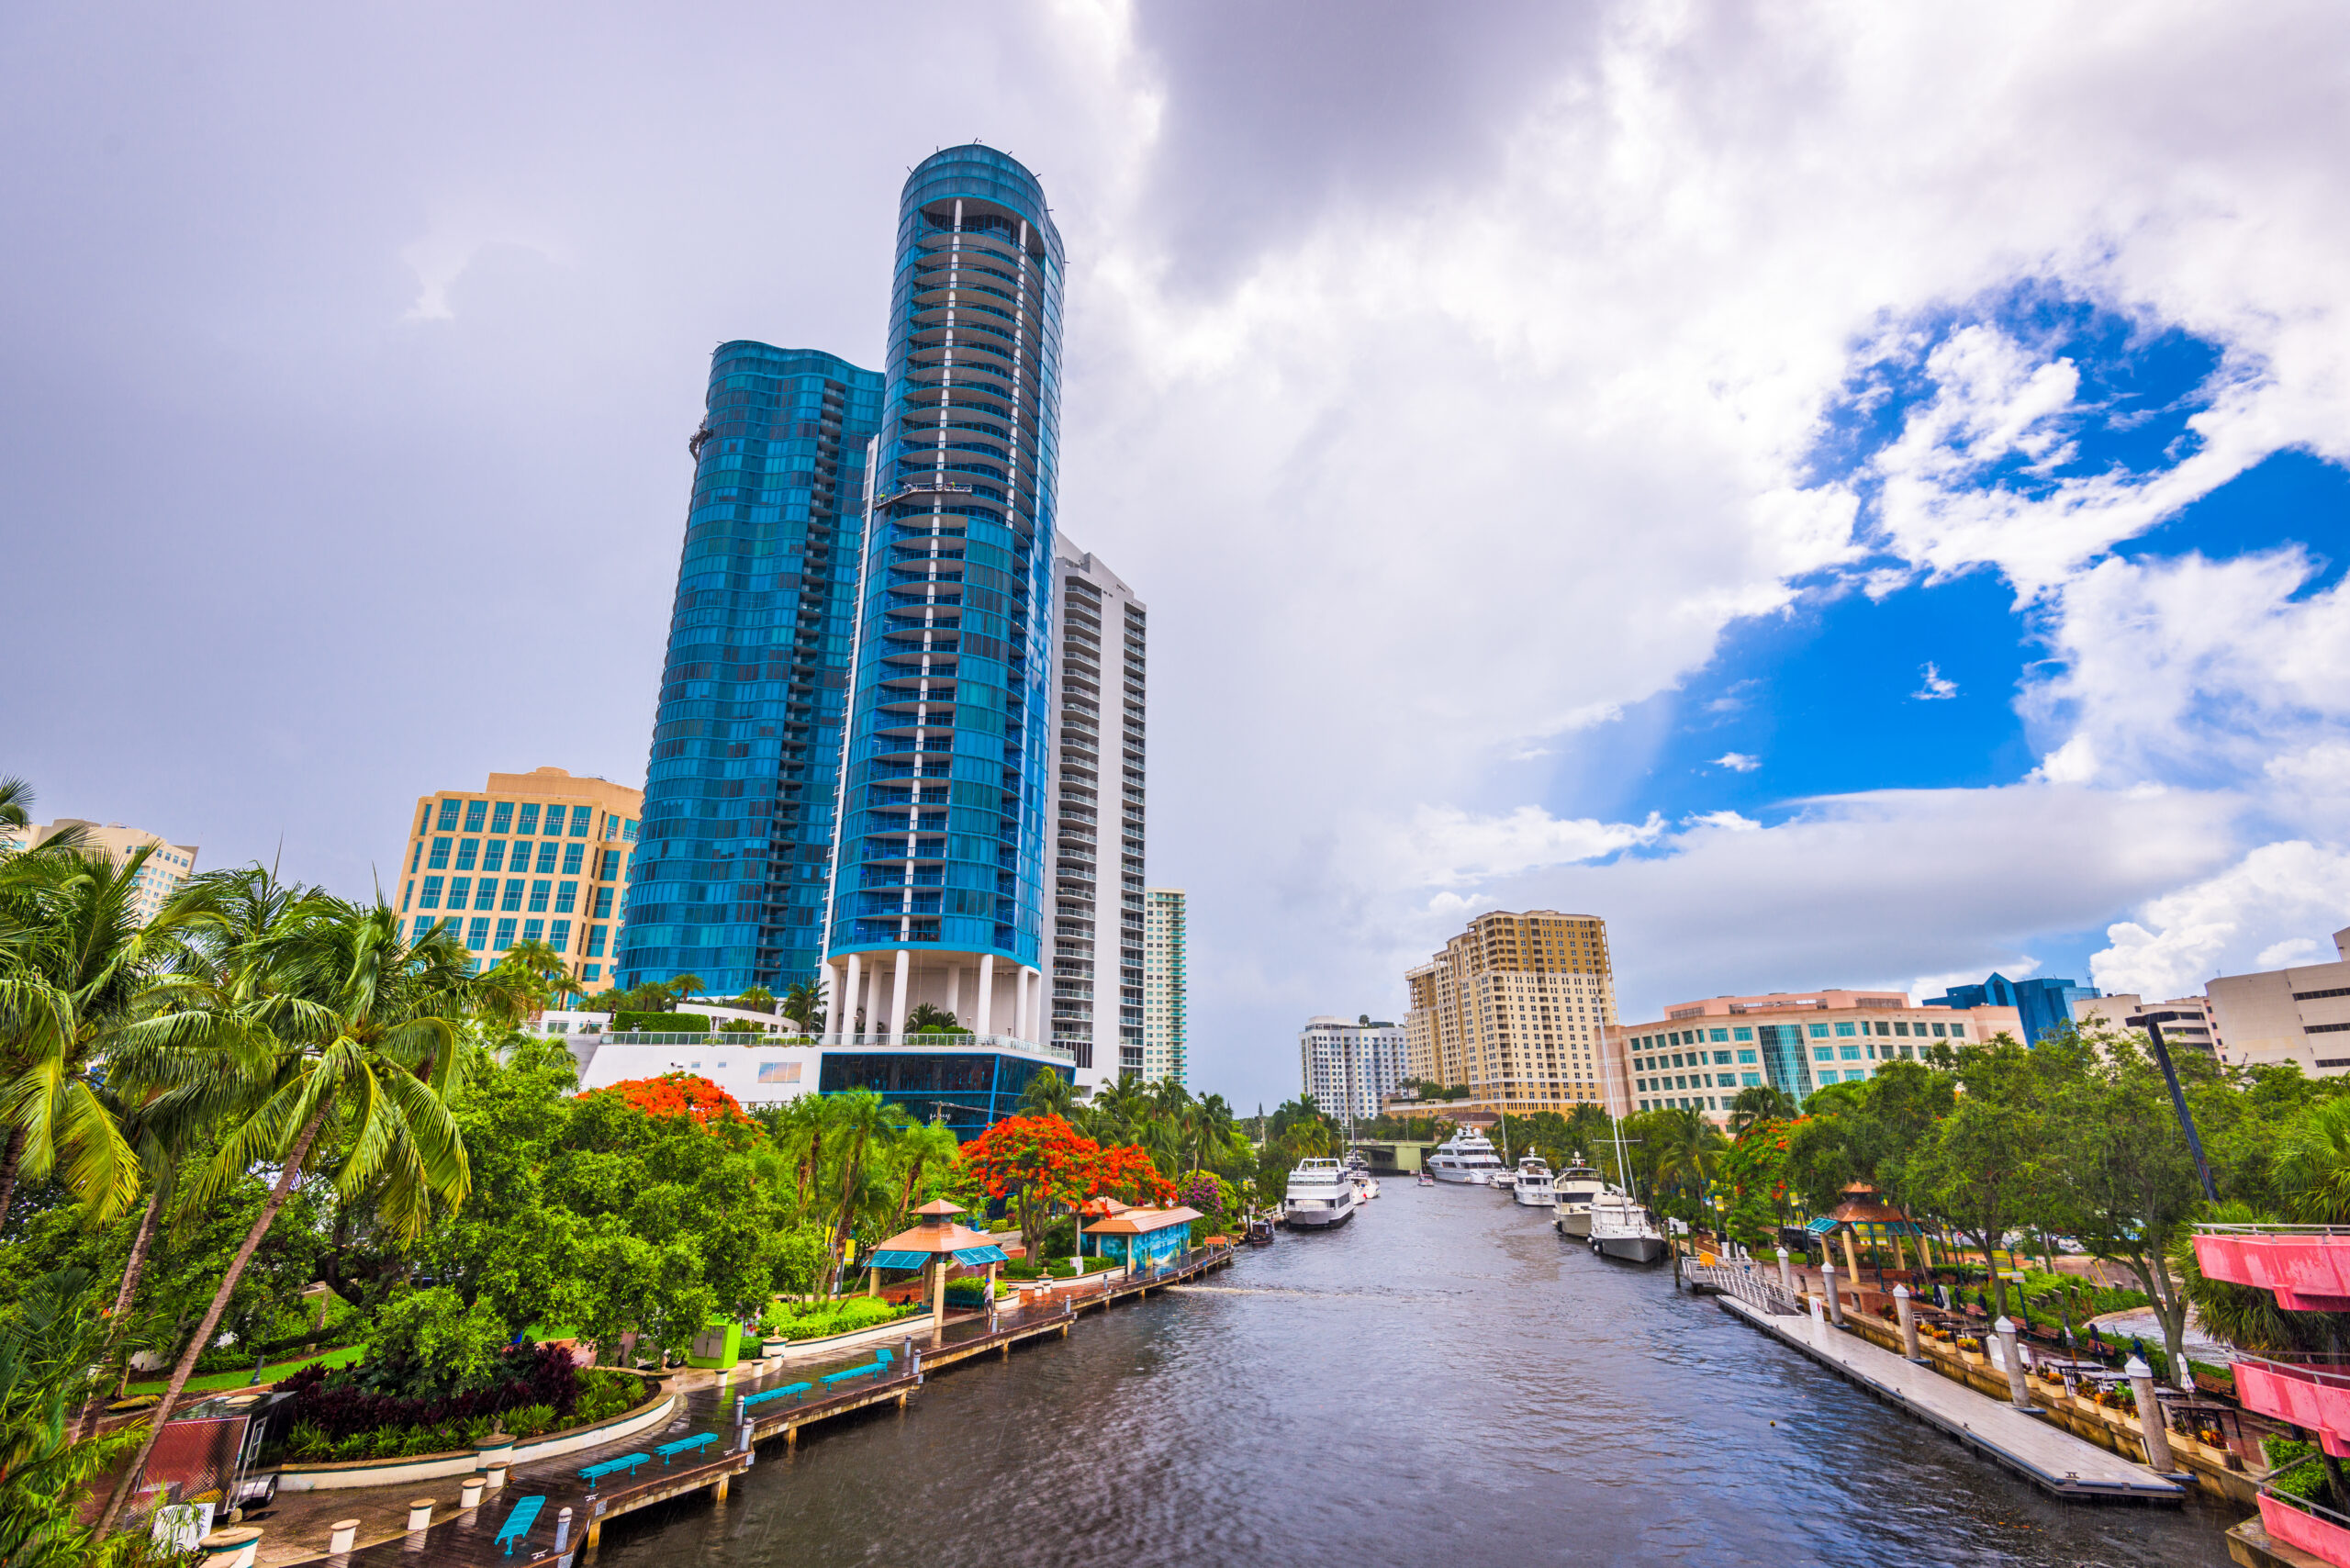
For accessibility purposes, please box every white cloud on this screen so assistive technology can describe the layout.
[1713,752,1762,772]
[1385,805,1665,890]
[1686,811,1762,832]
[1913,662,1958,700]
[2092,841,2350,999]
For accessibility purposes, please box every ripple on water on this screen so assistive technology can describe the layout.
[595,1189,2243,1567]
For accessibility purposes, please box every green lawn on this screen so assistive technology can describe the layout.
[124,1342,366,1397]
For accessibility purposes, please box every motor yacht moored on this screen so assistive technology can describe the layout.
[1509,1154,1556,1207]
[1426,1128,1508,1185]
[1587,1192,1668,1262]
[1550,1156,1610,1238]
[1283,1158,1361,1227]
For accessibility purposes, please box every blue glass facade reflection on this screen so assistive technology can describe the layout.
[827,147,1063,973]
[817,1050,1048,1138]
[1926,973,2099,1046]
[617,343,883,994]
[1753,1024,1815,1104]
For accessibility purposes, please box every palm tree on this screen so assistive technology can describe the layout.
[0,839,207,1222]
[1728,1084,1799,1137]
[814,1092,901,1294]
[732,984,777,1015]
[0,777,30,831]
[903,1003,962,1035]
[0,1267,142,1567]
[1189,1093,1236,1173]
[95,893,481,1533]
[482,938,582,1017]
[779,978,825,1035]
[1019,1068,1076,1121]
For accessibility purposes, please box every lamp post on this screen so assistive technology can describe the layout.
[2128,1013,2217,1204]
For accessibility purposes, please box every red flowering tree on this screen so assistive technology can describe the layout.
[586,1071,749,1126]
[1088,1143,1180,1208]
[960,1114,1100,1259]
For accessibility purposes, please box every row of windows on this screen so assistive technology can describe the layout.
[419,837,606,876]
[431,799,634,839]
[409,913,612,960]
[1637,1070,1765,1094]
[1629,1017,1968,1048]
[412,877,579,913]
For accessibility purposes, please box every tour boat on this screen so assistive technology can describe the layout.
[1508,1154,1556,1207]
[1282,1158,1360,1227]
[1587,1192,1668,1263]
[1426,1128,1508,1185]
[1550,1156,1610,1238]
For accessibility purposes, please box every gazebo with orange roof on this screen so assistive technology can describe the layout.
[867,1199,1011,1332]
[1805,1182,1930,1289]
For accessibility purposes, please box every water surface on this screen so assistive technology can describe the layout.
[600,1183,2239,1565]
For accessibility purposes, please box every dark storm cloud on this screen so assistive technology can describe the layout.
[1127,1,1598,288]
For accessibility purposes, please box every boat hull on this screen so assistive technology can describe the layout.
[1427,1167,1490,1184]
[1284,1198,1358,1227]
[1512,1187,1554,1207]
[1555,1208,1594,1238]
[1595,1233,1668,1263]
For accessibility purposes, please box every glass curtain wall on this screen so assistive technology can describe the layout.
[619,343,883,994]
[829,147,1064,978]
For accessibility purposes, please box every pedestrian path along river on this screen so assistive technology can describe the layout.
[584,1186,2243,1567]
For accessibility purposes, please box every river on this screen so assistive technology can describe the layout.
[599,1181,2241,1565]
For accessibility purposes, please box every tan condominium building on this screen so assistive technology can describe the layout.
[1404,910,1616,1116]
[1617,990,2024,1124]
[395,767,642,984]
[2206,926,2350,1077]
[0,819,199,924]
[2076,992,2224,1058]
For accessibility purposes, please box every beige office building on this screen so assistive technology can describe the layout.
[395,767,642,984]
[1403,910,1616,1116]
[2076,992,2224,1058]
[0,819,199,923]
[2206,927,2350,1076]
[1617,990,2023,1124]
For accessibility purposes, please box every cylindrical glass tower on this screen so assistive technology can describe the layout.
[822,145,1064,1044]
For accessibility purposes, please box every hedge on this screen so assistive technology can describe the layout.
[614,1012,710,1034]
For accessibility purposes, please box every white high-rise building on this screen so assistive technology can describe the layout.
[1301,1014,1404,1125]
[2205,926,2350,1076]
[1,819,200,924]
[1145,888,1187,1084]
[1046,539,1147,1092]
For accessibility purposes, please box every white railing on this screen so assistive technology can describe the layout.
[598,1030,1074,1063]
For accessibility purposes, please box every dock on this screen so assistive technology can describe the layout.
[285,1243,1238,1564]
[1718,1294,2185,1505]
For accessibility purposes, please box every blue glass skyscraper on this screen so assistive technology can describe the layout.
[820,147,1064,1048]
[616,343,883,994]
[1927,973,2100,1046]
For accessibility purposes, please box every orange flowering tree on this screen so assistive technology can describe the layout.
[585,1071,750,1126]
[1088,1143,1179,1208]
[960,1114,1099,1258]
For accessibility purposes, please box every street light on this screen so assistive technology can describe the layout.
[2128,1012,2217,1204]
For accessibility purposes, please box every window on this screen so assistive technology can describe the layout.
[1815,1047,1835,1062]
[593,887,614,918]
[1894,1021,1910,1036]
[490,801,513,834]
[554,881,577,913]
[494,918,517,950]
[399,880,412,913]
[1899,1045,1916,1059]
[1834,1022,1856,1036]
[420,876,444,909]
[408,841,423,873]
[568,806,591,836]
[413,915,439,940]
[1930,1022,1948,1037]
[583,964,601,982]
[518,802,541,834]
[1714,1050,1733,1066]
[428,836,452,869]
[500,879,525,912]
[455,838,479,871]
[1741,1071,1762,1087]
[758,1062,803,1083]
[549,920,571,949]
[437,799,462,831]
[482,840,507,873]
[536,842,560,875]
[1807,1024,1828,1038]
[1737,1049,1757,1064]
[1948,1023,1966,1038]
[522,918,544,943]
[624,820,638,841]
[1733,1026,1753,1042]
[587,924,608,957]
[1709,1028,1729,1043]
[448,877,471,908]
[1840,1045,1863,1060]
[599,851,620,882]
[475,879,499,911]
[466,918,491,949]
[562,843,584,875]
[1874,1021,1891,1036]
[464,800,487,833]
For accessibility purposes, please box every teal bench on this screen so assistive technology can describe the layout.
[656,1432,718,1464]
[578,1452,650,1490]
[743,1382,811,1410]
[819,1361,879,1388]
[495,1495,545,1556]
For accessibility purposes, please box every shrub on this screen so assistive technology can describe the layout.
[762,1296,919,1340]
[573,1371,641,1425]
[503,1404,556,1439]
[615,1011,710,1034]
[279,1339,582,1446]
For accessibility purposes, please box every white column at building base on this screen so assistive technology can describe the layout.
[947,964,961,1025]
[889,949,912,1045]
[843,953,862,1041]
[976,953,995,1036]
[824,959,845,1037]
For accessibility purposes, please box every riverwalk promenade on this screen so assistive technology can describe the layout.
[243,1244,1237,1565]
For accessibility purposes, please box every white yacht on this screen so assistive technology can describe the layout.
[1550,1156,1610,1238]
[1509,1154,1556,1207]
[1587,1192,1668,1262]
[1283,1158,1360,1227]
[1426,1128,1508,1185]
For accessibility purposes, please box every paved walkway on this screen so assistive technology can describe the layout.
[1718,1294,2184,1504]
[246,1249,1235,1564]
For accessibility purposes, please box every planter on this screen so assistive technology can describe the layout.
[275,1377,669,1492]
[767,1316,924,1361]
